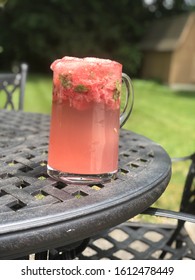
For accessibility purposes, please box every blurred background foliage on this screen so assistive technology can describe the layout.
[0,0,195,75]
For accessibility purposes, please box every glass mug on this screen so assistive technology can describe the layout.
[47,56,134,184]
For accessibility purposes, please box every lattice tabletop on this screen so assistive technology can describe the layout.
[0,110,171,259]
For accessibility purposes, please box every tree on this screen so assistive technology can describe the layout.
[0,0,194,75]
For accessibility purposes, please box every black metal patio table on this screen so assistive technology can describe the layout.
[0,109,171,259]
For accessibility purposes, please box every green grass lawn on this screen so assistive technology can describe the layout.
[123,79,195,215]
[124,80,195,157]
[24,74,53,114]
[1,75,195,214]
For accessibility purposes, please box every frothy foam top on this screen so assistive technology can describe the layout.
[51,56,122,110]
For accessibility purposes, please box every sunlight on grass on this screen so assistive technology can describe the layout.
[122,79,195,212]
[124,79,195,157]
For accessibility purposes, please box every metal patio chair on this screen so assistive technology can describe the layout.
[0,63,28,110]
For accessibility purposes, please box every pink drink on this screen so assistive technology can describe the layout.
[47,56,123,183]
[48,101,120,174]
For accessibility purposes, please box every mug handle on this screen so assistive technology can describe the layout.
[120,73,134,128]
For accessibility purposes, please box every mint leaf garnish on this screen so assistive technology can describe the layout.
[59,74,72,89]
[74,84,89,93]
[113,80,121,101]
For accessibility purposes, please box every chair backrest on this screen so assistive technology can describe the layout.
[0,63,28,110]
[180,153,195,214]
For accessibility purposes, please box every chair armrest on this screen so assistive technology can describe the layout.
[171,152,195,162]
[142,207,195,223]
